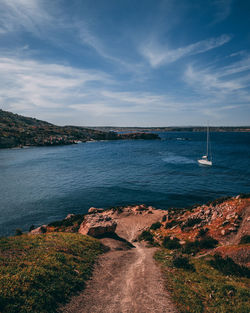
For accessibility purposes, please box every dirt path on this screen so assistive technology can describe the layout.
[60,208,177,313]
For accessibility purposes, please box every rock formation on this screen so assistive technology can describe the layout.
[78,214,117,237]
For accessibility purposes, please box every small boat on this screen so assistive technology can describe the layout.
[198,125,212,166]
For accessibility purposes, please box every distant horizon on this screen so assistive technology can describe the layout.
[2,108,250,128]
[0,0,249,126]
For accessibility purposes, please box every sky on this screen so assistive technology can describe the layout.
[0,0,250,126]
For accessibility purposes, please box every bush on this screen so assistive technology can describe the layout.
[197,227,209,238]
[40,226,47,234]
[163,236,181,249]
[15,228,23,236]
[150,222,162,230]
[182,236,218,254]
[48,214,85,228]
[210,254,250,278]
[29,225,35,232]
[138,230,154,243]
[198,236,218,249]
[182,240,199,254]
[165,220,179,229]
[240,235,250,244]
[162,215,167,222]
[173,255,195,271]
[181,218,202,230]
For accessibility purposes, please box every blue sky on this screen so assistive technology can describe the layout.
[0,0,249,126]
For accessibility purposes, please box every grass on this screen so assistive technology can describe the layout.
[155,249,250,313]
[0,233,104,313]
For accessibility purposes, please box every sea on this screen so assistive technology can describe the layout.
[0,131,249,236]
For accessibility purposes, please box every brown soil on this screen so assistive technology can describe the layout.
[59,207,177,313]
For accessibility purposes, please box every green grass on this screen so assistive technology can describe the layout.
[0,233,104,313]
[155,249,250,313]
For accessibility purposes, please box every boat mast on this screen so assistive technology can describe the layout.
[207,125,209,157]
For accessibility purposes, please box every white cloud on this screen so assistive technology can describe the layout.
[0,57,113,112]
[183,56,250,117]
[139,35,231,68]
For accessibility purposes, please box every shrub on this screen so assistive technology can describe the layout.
[162,215,167,222]
[210,254,250,278]
[198,236,218,249]
[181,218,202,230]
[173,255,195,271]
[138,230,154,243]
[165,220,179,229]
[197,227,209,238]
[40,226,47,234]
[163,236,181,249]
[182,240,199,254]
[15,228,23,236]
[29,224,35,232]
[182,236,218,254]
[150,222,162,230]
[240,235,250,244]
[48,214,85,228]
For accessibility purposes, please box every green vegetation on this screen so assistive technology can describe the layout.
[181,217,202,230]
[155,249,250,313]
[0,233,104,313]
[196,227,209,238]
[210,254,250,278]
[165,219,180,229]
[182,237,218,255]
[138,230,154,243]
[240,235,250,244]
[163,236,181,249]
[172,255,195,271]
[150,221,162,230]
[0,109,159,148]
[48,214,85,232]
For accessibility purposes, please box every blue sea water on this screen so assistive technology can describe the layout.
[0,132,249,236]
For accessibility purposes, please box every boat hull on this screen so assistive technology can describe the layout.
[198,159,212,166]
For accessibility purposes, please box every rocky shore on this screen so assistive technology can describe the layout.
[1,195,249,313]
[30,195,250,266]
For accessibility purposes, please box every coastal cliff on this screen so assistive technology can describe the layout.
[0,110,159,148]
[0,195,249,313]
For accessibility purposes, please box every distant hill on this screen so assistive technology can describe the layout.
[0,110,159,148]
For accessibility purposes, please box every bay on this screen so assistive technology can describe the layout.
[0,131,249,236]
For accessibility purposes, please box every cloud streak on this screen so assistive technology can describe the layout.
[139,34,231,67]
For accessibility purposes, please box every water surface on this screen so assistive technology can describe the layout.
[0,132,249,236]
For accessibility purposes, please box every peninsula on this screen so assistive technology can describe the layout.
[0,110,159,149]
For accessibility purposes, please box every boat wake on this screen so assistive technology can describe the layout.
[162,153,195,164]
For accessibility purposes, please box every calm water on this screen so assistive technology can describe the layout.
[0,132,249,236]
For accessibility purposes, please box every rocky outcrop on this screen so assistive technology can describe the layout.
[88,207,104,214]
[78,214,117,237]
[30,225,47,234]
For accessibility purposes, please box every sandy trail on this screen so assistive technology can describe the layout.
[60,209,177,313]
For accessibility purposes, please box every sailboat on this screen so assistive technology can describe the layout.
[198,125,212,166]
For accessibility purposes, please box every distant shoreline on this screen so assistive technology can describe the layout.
[85,126,250,132]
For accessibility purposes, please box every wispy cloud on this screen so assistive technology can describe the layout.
[184,55,250,116]
[0,0,51,36]
[0,57,112,113]
[212,0,233,25]
[139,34,231,67]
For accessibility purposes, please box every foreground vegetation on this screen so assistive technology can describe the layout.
[155,249,250,313]
[0,233,104,313]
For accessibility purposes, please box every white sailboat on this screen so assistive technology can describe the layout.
[198,125,212,166]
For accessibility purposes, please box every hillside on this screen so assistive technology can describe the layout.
[0,195,249,312]
[0,110,159,148]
